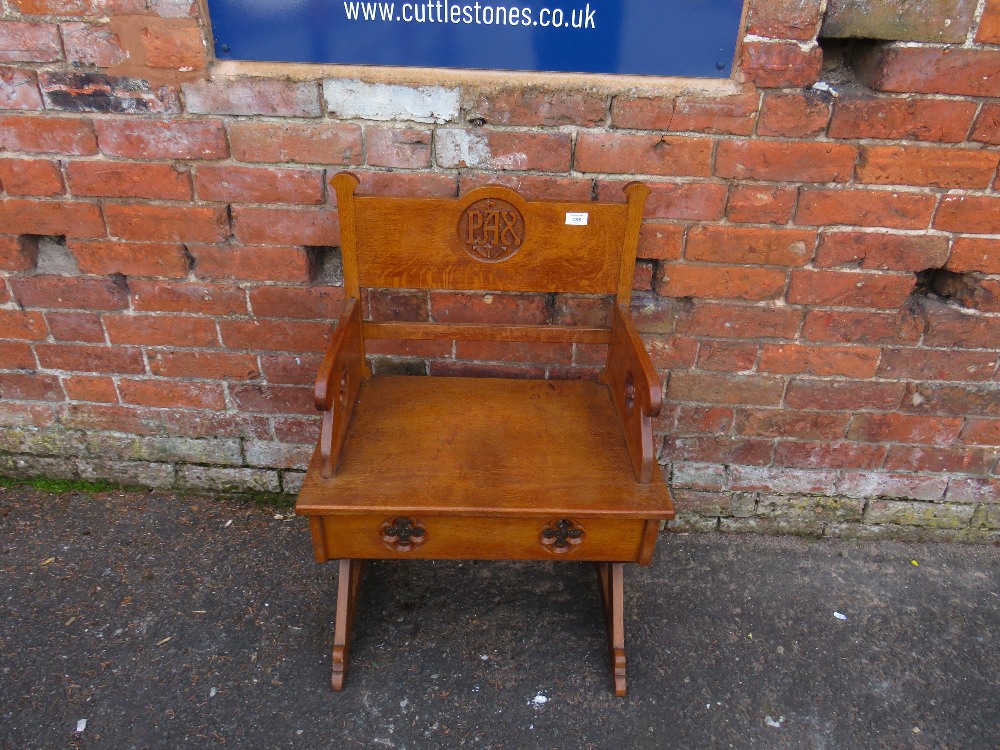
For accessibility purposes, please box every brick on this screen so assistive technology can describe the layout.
[796,189,935,230]
[86,433,241,466]
[130,280,247,315]
[244,440,310,470]
[36,343,143,373]
[745,0,822,39]
[251,285,345,319]
[257,354,323,385]
[676,302,801,339]
[971,103,1000,145]
[736,409,849,439]
[857,146,999,190]
[760,343,880,377]
[0,115,97,155]
[0,341,36,370]
[947,477,1000,503]
[961,419,1000,446]
[68,240,188,278]
[455,340,573,365]
[366,338,450,359]
[0,67,42,110]
[725,184,796,225]
[458,173,589,201]
[878,348,997,382]
[776,441,885,470]
[922,303,997,349]
[220,319,331,353]
[657,265,787,301]
[785,379,905,411]
[948,238,1000,274]
[58,402,158,434]
[149,0,197,18]
[848,413,962,446]
[464,86,605,127]
[716,140,857,183]
[638,224,683,261]
[661,435,773,465]
[669,462,726,491]
[740,41,822,89]
[60,22,128,67]
[0,199,104,237]
[61,375,117,403]
[0,158,63,196]
[865,499,974,528]
[686,226,814,267]
[44,311,103,342]
[67,161,191,200]
[858,46,1000,98]
[229,383,314,415]
[551,295,611,327]
[194,164,323,205]
[190,244,312,283]
[39,72,179,115]
[0,308,47,340]
[141,20,206,69]
[119,378,225,409]
[596,181,727,221]
[572,342,608,367]
[822,0,975,42]
[815,231,949,273]
[231,207,338,246]
[666,372,784,406]
[161,409,269,440]
[575,133,712,177]
[0,235,36,271]
[934,195,1000,234]
[273,415,321,443]
[435,129,571,172]
[13,275,127,310]
[430,291,549,325]
[644,335,699,370]
[95,118,227,160]
[0,21,60,63]
[365,127,432,169]
[902,382,1000,419]
[838,471,946,501]
[757,93,829,138]
[12,0,144,14]
[611,93,759,136]
[147,350,260,380]
[802,308,923,344]
[787,270,915,308]
[885,445,999,474]
[183,78,320,117]
[324,78,459,123]
[364,288,428,323]
[828,97,976,142]
[105,203,227,242]
[104,313,217,347]
[0,372,61,401]
[729,466,838,494]
[227,121,361,166]
[697,341,757,372]
[979,0,1000,42]
[675,405,733,434]
[177,465,279,493]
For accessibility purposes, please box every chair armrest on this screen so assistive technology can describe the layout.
[603,303,662,484]
[315,297,366,478]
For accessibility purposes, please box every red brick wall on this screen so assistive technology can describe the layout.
[1,0,998,540]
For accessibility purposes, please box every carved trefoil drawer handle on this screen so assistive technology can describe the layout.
[379,516,427,552]
[539,519,584,553]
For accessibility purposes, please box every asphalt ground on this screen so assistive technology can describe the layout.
[1,485,997,749]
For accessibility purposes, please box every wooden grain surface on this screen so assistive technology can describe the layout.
[296,375,673,518]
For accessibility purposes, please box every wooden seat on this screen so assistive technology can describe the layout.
[295,172,674,696]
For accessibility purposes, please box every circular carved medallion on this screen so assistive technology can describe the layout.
[457,198,525,263]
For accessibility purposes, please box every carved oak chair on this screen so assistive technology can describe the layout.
[295,172,674,696]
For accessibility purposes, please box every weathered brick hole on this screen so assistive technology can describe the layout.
[28,235,76,275]
[913,267,985,309]
[816,37,882,88]
[306,246,343,285]
[181,245,196,274]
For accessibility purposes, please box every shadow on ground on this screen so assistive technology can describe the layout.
[0,486,997,749]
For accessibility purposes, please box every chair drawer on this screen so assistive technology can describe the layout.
[307,514,654,563]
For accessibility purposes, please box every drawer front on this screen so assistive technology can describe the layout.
[311,514,648,563]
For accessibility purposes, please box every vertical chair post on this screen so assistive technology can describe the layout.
[331,558,365,691]
[595,562,627,697]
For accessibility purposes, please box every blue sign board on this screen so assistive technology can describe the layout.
[208,0,744,78]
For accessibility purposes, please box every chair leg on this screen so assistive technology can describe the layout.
[595,562,627,697]
[331,558,365,691]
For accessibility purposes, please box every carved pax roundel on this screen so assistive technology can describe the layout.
[457,198,525,263]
